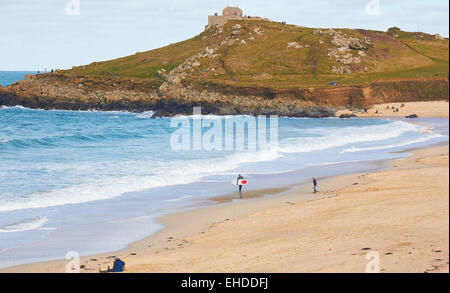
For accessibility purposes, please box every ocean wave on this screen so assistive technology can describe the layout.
[340,133,444,153]
[0,146,283,212]
[0,116,443,213]
[0,105,136,115]
[0,105,28,110]
[280,120,421,153]
[136,111,155,119]
[0,216,55,233]
[0,131,149,149]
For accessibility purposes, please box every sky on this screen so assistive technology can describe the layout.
[0,0,448,70]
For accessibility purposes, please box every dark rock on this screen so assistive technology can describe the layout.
[339,113,357,119]
[405,114,418,118]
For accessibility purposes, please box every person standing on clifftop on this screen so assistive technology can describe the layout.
[312,177,318,193]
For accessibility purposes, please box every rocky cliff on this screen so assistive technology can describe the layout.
[1,73,447,118]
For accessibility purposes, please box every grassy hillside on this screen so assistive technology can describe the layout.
[64,20,449,90]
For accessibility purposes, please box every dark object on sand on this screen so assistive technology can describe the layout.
[339,113,357,119]
[99,257,126,273]
[405,114,419,118]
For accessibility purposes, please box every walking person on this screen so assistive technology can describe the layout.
[237,174,244,198]
[312,177,318,193]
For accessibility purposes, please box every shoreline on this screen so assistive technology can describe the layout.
[336,101,449,119]
[0,158,390,272]
[2,141,448,273]
[2,100,449,118]
[0,104,448,273]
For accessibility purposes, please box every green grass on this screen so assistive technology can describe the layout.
[63,20,449,90]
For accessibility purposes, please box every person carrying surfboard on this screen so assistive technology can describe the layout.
[237,174,244,194]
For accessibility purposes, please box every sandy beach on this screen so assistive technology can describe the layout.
[3,145,448,273]
[336,101,449,118]
[1,101,448,273]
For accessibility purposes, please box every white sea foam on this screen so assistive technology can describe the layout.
[136,111,155,119]
[164,195,193,202]
[0,105,135,115]
[0,117,441,213]
[0,105,28,110]
[340,134,444,153]
[0,146,283,212]
[280,120,420,153]
[0,216,54,233]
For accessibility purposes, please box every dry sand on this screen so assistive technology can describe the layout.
[336,101,449,118]
[3,143,448,273]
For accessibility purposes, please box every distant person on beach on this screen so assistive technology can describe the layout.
[312,177,318,193]
[99,257,126,273]
[237,174,244,195]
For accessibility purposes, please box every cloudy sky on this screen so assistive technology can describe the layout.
[1,0,448,70]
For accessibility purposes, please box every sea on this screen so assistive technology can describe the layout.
[0,71,37,87]
[0,71,448,268]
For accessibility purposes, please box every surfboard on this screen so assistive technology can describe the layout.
[237,179,248,185]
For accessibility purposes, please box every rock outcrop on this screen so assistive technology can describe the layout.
[1,74,447,118]
[287,42,303,49]
[0,73,342,117]
[315,28,371,74]
[159,47,219,92]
